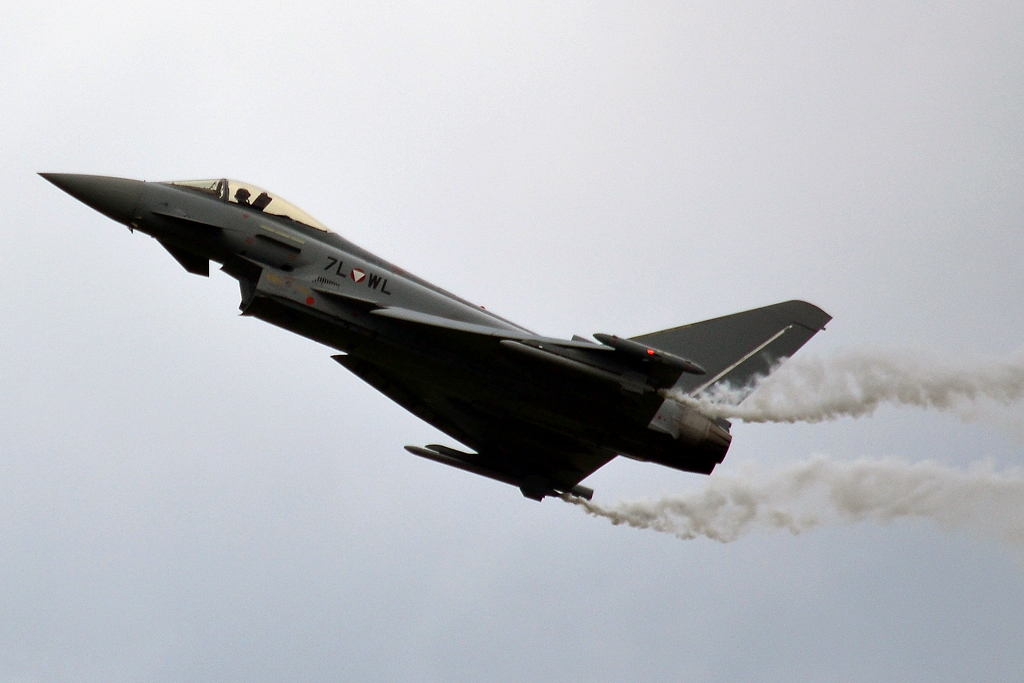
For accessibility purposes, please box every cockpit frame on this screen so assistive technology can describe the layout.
[166,178,331,232]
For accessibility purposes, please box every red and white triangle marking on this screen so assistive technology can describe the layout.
[350,268,366,283]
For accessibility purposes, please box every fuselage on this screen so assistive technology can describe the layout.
[143,179,526,332]
[42,173,737,498]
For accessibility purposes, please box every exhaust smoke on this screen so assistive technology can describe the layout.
[664,348,1024,424]
[562,457,1024,547]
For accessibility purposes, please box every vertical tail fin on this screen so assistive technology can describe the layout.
[631,300,831,397]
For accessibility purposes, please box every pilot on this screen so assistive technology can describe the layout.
[233,187,251,206]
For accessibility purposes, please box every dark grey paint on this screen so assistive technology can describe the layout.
[41,173,829,500]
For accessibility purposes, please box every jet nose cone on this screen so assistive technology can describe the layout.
[40,173,144,226]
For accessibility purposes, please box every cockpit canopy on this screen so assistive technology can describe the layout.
[166,179,331,232]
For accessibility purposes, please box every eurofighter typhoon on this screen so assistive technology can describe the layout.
[42,174,830,501]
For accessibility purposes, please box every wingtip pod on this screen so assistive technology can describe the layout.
[593,333,707,375]
[567,484,594,500]
[403,445,594,501]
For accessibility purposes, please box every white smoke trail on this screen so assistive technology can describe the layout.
[563,457,1024,547]
[664,348,1024,424]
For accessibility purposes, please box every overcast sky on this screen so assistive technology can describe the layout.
[3,1,1024,681]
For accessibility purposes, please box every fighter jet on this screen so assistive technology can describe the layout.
[41,173,830,501]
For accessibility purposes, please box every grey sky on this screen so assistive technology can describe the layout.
[3,1,1023,680]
